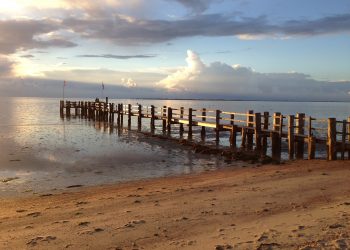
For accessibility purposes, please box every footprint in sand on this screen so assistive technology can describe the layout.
[215,244,233,250]
[26,212,41,217]
[16,209,27,213]
[78,221,90,227]
[26,236,56,246]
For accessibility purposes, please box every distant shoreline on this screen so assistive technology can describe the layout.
[2,96,350,103]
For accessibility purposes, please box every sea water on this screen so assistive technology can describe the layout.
[0,97,349,196]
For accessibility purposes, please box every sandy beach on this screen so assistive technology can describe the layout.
[0,160,349,249]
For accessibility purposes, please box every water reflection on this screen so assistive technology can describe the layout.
[0,97,229,196]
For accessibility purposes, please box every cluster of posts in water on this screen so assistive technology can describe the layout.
[60,98,350,161]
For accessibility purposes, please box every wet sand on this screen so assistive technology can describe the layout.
[0,160,350,249]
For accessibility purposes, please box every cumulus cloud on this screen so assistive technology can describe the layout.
[0,19,76,54]
[121,78,137,87]
[158,50,350,101]
[77,54,156,59]
[158,50,204,90]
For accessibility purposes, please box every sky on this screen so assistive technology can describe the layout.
[0,0,350,101]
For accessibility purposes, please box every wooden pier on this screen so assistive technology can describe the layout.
[60,99,350,161]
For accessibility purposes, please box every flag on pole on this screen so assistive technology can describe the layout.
[102,82,104,90]
[63,80,67,87]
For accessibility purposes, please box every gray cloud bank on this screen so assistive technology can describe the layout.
[0,19,76,55]
[63,13,350,45]
[1,11,349,55]
[77,54,157,59]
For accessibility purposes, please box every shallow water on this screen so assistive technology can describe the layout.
[0,97,349,196]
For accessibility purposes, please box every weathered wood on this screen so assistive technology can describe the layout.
[60,100,64,116]
[179,107,184,137]
[230,114,236,149]
[271,112,281,161]
[215,110,221,143]
[201,108,206,140]
[120,104,124,127]
[188,108,193,139]
[296,113,305,159]
[308,136,316,160]
[241,128,246,148]
[162,106,167,134]
[341,120,346,160]
[288,115,295,160]
[60,99,350,162]
[128,104,132,128]
[167,107,172,134]
[262,112,269,155]
[150,105,155,133]
[348,117,350,160]
[247,110,254,150]
[138,104,142,131]
[254,113,262,152]
[327,118,337,160]
[66,101,71,117]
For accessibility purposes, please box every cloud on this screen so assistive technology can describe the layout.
[62,13,350,45]
[0,19,77,54]
[42,68,165,87]
[77,54,157,59]
[0,56,14,77]
[20,54,35,58]
[169,0,220,14]
[121,78,137,87]
[158,50,204,90]
[158,50,350,101]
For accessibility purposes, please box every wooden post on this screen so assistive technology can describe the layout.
[128,104,132,128]
[201,108,206,140]
[188,108,193,139]
[307,116,316,160]
[116,104,120,126]
[341,120,346,160]
[180,107,184,137]
[111,103,115,123]
[74,102,78,116]
[327,118,337,160]
[288,115,295,160]
[60,100,64,116]
[348,117,350,160]
[162,106,167,134]
[254,113,262,152]
[215,110,221,144]
[308,136,316,160]
[295,113,305,159]
[230,114,236,149]
[262,112,269,155]
[99,102,102,121]
[138,104,142,131]
[66,101,71,117]
[247,110,254,150]
[271,112,281,161]
[120,104,124,127]
[150,105,155,133]
[167,107,172,134]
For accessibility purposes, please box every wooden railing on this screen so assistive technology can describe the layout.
[60,99,350,161]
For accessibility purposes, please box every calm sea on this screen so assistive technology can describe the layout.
[0,97,349,195]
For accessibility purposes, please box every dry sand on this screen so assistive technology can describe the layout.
[0,160,350,250]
